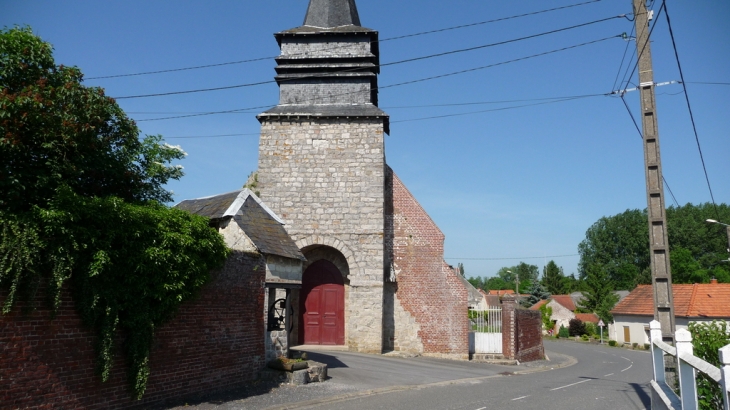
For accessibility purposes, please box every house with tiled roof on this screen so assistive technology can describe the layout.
[528,295,580,332]
[609,280,730,345]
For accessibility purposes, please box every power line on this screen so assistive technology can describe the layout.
[115,16,624,100]
[685,81,730,86]
[444,254,579,261]
[392,94,606,124]
[137,34,621,122]
[617,95,680,207]
[662,0,719,219]
[378,36,620,91]
[87,0,604,80]
[381,16,625,68]
[618,1,665,92]
[611,24,635,91]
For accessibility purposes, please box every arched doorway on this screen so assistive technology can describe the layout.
[299,260,345,345]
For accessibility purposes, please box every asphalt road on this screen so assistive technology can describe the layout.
[169,340,652,410]
[290,341,652,410]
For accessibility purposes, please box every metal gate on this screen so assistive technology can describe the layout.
[468,306,502,354]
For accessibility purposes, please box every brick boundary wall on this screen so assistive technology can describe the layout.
[386,168,469,358]
[1,251,266,409]
[515,309,544,362]
[500,295,544,362]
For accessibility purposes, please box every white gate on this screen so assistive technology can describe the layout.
[468,306,502,354]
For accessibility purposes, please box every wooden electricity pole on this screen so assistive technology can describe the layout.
[632,0,676,341]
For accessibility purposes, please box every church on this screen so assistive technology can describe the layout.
[253,0,469,358]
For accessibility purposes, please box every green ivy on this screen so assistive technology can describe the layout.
[688,321,730,410]
[0,188,229,399]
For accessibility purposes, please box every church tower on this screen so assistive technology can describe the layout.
[257,0,389,353]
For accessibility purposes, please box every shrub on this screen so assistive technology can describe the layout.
[568,318,586,337]
[558,325,569,338]
[581,334,590,341]
[608,340,617,347]
[644,343,651,350]
[584,322,598,337]
[688,321,730,410]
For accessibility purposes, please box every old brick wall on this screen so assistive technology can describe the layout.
[0,251,266,409]
[385,169,469,358]
[258,118,386,353]
[515,309,544,362]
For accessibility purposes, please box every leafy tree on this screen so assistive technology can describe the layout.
[0,27,228,399]
[568,318,586,337]
[467,276,484,290]
[457,262,465,276]
[541,260,565,294]
[688,321,730,410]
[484,276,510,291]
[580,265,619,323]
[539,304,554,332]
[497,262,538,293]
[578,209,649,290]
[521,280,550,308]
[578,204,730,289]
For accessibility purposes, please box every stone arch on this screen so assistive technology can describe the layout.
[295,235,361,279]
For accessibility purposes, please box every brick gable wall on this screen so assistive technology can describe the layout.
[386,169,469,358]
[0,251,266,409]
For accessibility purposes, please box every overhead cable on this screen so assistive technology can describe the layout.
[87,0,604,80]
[115,16,624,100]
[618,95,680,207]
[663,0,719,219]
[137,35,621,122]
[444,254,579,261]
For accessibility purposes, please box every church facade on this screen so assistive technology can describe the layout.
[255,0,469,358]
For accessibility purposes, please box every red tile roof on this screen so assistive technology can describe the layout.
[611,283,730,318]
[529,299,548,311]
[487,289,515,296]
[575,313,600,324]
[551,295,576,311]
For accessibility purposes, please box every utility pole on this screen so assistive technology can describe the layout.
[631,0,676,342]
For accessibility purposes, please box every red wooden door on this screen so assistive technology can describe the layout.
[300,260,344,345]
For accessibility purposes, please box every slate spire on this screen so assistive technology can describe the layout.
[303,0,361,28]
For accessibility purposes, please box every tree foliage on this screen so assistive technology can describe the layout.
[0,27,229,399]
[568,318,586,337]
[688,321,730,410]
[521,280,550,308]
[578,204,730,290]
[496,262,539,293]
[580,265,619,323]
[541,260,566,294]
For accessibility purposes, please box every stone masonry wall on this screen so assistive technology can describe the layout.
[280,79,371,105]
[0,251,266,409]
[257,118,386,353]
[280,36,372,59]
[385,169,469,358]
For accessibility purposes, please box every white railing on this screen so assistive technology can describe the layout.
[649,320,730,410]
[468,306,502,354]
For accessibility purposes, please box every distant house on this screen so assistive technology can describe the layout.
[528,295,600,332]
[609,280,730,345]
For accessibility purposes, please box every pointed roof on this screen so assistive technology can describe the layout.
[304,0,360,28]
[175,189,304,261]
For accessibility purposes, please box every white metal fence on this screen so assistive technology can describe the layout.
[468,306,502,354]
[649,320,730,410]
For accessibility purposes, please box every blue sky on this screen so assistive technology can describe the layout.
[3,1,729,280]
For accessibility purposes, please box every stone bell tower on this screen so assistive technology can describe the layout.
[256,0,389,353]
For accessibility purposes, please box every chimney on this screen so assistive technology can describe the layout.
[710,278,718,285]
